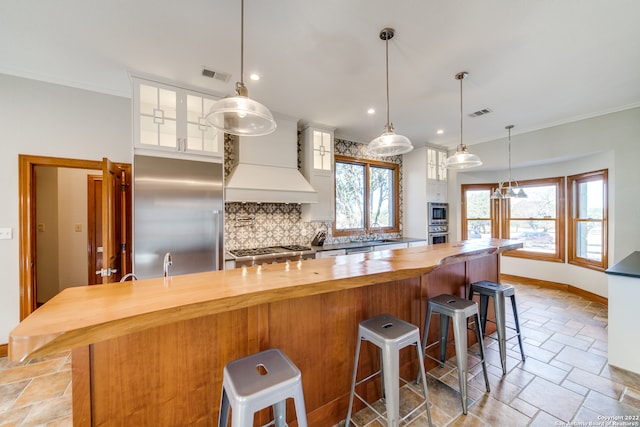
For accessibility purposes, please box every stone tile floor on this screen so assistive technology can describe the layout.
[1,281,639,426]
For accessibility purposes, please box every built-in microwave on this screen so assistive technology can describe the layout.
[428,202,449,225]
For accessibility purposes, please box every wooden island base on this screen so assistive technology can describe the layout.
[71,254,499,426]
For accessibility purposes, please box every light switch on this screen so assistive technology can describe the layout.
[74,223,83,232]
[0,227,13,240]
[37,223,45,232]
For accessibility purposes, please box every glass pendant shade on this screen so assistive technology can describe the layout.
[445,71,482,169]
[205,0,276,137]
[206,83,276,136]
[368,125,413,156]
[444,145,483,169]
[366,28,413,157]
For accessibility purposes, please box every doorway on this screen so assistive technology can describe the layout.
[19,155,132,319]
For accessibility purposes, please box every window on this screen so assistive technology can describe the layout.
[503,177,565,262]
[568,170,608,271]
[461,184,496,240]
[334,155,399,235]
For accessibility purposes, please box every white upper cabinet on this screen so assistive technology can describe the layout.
[427,147,447,182]
[300,125,335,222]
[133,77,223,159]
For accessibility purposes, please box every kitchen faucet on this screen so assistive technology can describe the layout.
[163,252,172,277]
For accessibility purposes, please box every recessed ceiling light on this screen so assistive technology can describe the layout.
[249,73,260,81]
[367,108,375,115]
[437,129,444,135]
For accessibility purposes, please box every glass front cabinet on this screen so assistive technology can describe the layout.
[132,77,223,159]
[300,125,335,222]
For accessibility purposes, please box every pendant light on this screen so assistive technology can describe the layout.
[366,28,413,156]
[444,72,482,169]
[491,125,528,199]
[206,0,276,136]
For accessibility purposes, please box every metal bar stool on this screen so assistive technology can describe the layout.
[469,281,526,375]
[346,314,433,427]
[420,294,490,415]
[218,348,308,427]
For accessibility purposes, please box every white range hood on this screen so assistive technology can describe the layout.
[225,114,318,204]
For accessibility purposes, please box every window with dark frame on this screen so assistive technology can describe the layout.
[334,155,400,236]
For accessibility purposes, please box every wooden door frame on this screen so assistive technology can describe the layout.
[18,155,131,320]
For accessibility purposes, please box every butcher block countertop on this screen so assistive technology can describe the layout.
[9,239,522,362]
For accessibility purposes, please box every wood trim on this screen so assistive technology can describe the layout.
[0,343,7,358]
[460,183,497,240]
[18,155,131,320]
[333,155,401,237]
[500,273,608,305]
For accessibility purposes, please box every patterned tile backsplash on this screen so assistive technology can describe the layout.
[224,134,403,251]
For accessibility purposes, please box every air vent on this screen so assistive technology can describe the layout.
[202,68,231,82]
[469,108,492,118]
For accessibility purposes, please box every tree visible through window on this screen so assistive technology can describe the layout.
[504,177,565,262]
[334,155,399,235]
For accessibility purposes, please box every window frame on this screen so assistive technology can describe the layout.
[333,155,400,237]
[502,177,565,263]
[461,184,498,240]
[567,169,608,271]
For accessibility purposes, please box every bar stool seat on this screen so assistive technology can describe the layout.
[218,348,307,427]
[469,281,526,375]
[346,314,433,426]
[421,294,490,415]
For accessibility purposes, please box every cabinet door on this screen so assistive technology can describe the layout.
[184,92,223,157]
[135,81,178,150]
[133,78,222,158]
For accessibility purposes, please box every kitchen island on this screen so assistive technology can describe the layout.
[9,239,522,426]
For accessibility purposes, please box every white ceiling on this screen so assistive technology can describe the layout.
[2,0,639,148]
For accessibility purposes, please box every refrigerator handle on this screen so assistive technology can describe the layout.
[213,210,223,271]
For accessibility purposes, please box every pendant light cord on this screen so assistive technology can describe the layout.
[459,76,463,148]
[240,0,245,85]
[385,36,391,128]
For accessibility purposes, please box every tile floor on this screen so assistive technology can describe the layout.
[1,281,640,426]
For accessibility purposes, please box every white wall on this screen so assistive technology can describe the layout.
[0,74,132,345]
[58,168,96,290]
[448,108,640,297]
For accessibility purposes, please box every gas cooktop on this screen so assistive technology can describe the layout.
[230,245,313,259]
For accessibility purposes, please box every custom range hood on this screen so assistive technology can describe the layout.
[225,114,318,203]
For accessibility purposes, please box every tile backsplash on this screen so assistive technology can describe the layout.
[224,134,403,251]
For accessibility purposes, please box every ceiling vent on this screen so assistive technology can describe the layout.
[202,67,231,82]
[469,108,492,118]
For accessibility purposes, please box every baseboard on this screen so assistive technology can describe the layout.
[0,343,7,358]
[500,274,608,306]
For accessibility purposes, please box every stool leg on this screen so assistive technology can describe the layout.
[273,400,286,427]
[218,387,230,427]
[379,350,386,402]
[417,303,434,385]
[231,403,248,427]
[293,384,308,427]
[473,313,491,393]
[382,344,400,427]
[510,294,526,361]
[479,294,489,334]
[345,336,362,426]
[439,314,450,367]
[415,341,433,427]
[494,293,508,375]
[451,313,469,415]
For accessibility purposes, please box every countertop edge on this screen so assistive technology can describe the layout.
[9,239,522,362]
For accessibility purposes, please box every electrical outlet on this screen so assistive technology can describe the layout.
[0,227,13,239]
[37,223,45,232]
[74,223,83,232]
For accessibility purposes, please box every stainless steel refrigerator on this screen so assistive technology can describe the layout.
[133,155,224,279]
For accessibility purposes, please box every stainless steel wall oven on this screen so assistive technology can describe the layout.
[428,202,449,244]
